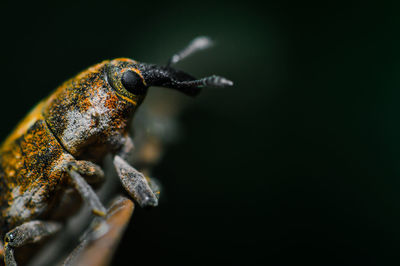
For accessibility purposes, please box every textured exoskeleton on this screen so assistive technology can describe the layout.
[0,37,232,265]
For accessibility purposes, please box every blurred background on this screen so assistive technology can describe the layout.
[1,1,400,265]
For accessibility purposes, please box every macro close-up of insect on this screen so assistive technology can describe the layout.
[5,1,400,266]
[0,37,233,266]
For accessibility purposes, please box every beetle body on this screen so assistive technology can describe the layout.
[0,59,134,235]
[0,37,232,265]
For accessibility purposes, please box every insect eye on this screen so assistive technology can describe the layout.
[121,70,147,95]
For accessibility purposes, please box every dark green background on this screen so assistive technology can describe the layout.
[2,1,400,265]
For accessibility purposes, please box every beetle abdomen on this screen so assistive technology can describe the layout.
[0,117,70,233]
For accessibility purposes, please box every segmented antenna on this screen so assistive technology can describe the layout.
[177,75,233,88]
[167,36,214,66]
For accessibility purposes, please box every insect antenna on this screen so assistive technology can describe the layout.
[142,36,233,96]
[173,75,233,88]
[167,36,214,66]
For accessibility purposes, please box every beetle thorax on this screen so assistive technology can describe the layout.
[42,62,135,160]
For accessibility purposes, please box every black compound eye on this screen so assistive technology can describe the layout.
[121,70,147,95]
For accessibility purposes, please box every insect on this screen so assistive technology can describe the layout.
[0,36,233,265]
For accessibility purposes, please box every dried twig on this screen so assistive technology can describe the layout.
[63,196,134,266]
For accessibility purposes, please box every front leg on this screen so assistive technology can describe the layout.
[74,160,105,188]
[67,166,107,217]
[113,134,160,208]
[66,162,107,217]
[4,221,61,266]
[113,155,158,207]
[117,133,135,161]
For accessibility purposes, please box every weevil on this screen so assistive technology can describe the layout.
[0,37,233,265]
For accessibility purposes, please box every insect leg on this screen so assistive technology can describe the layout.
[4,221,61,266]
[113,155,158,208]
[146,176,161,200]
[117,133,135,161]
[0,241,4,261]
[67,166,107,217]
[74,160,105,188]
